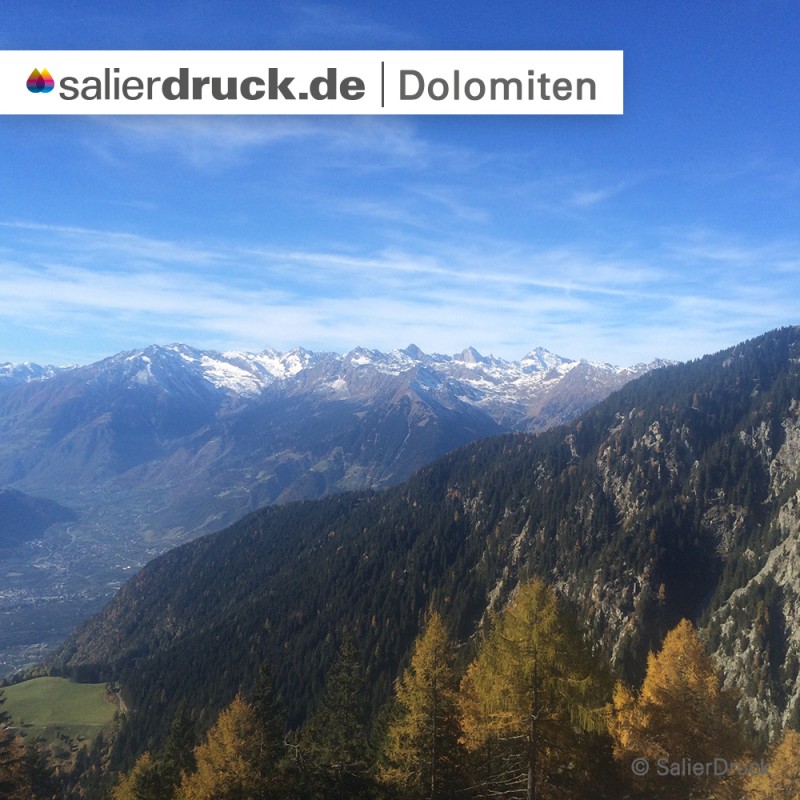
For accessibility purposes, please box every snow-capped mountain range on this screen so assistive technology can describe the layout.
[1,342,667,427]
[0,361,68,387]
[0,339,675,549]
[0,340,672,539]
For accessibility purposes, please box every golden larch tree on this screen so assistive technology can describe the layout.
[381,611,464,799]
[745,728,800,800]
[177,694,264,800]
[112,752,163,800]
[609,618,745,800]
[459,579,608,800]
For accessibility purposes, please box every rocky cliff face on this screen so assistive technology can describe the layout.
[707,408,800,740]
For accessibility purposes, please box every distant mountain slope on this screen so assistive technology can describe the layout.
[0,488,76,550]
[51,327,800,758]
[0,362,68,392]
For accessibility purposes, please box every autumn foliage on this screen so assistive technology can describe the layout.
[459,579,609,799]
[609,618,745,799]
[381,611,464,799]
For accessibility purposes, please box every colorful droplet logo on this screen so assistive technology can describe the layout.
[27,68,55,93]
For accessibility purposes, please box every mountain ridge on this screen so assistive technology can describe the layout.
[0,341,668,515]
[49,326,800,759]
[0,341,667,400]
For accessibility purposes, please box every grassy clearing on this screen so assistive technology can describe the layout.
[2,676,117,753]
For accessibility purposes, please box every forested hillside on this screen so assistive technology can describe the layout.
[44,326,800,788]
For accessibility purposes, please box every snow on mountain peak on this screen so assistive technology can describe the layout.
[0,361,66,387]
[456,346,485,365]
[0,344,666,415]
[401,343,426,361]
[519,347,574,374]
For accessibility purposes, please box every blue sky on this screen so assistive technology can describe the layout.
[1,0,799,366]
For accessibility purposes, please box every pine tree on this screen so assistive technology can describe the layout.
[23,741,58,800]
[609,618,745,799]
[162,701,197,790]
[300,636,373,793]
[74,731,114,800]
[381,611,464,799]
[112,704,195,800]
[459,579,608,800]
[252,661,286,784]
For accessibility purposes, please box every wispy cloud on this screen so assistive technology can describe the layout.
[665,229,798,268]
[2,219,798,366]
[86,116,434,172]
[278,3,421,48]
[569,183,628,208]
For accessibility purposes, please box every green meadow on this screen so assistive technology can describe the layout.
[2,676,118,754]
